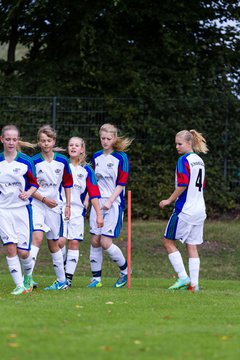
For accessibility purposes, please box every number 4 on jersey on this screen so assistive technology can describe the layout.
[195,169,203,191]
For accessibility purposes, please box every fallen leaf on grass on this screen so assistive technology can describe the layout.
[220,336,229,341]
[134,340,142,345]
[105,301,114,305]
[75,304,83,308]
[8,342,19,348]
[99,345,112,351]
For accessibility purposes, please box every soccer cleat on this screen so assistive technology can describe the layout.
[114,273,127,288]
[168,277,190,290]
[23,274,33,293]
[86,279,103,288]
[44,279,68,291]
[11,285,27,295]
[187,284,200,292]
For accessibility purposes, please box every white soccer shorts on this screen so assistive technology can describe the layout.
[0,206,32,250]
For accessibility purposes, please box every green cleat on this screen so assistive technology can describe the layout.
[86,279,103,288]
[114,273,127,288]
[24,274,33,293]
[168,277,190,290]
[11,285,27,295]
[44,280,68,290]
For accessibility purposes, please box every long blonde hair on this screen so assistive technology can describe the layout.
[68,137,87,165]
[176,129,208,154]
[1,124,36,151]
[99,123,133,152]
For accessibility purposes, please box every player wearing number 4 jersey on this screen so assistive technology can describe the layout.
[159,129,208,292]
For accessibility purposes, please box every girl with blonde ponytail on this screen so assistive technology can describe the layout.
[88,123,133,288]
[159,129,208,293]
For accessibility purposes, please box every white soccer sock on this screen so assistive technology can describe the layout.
[65,249,79,276]
[61,245,67,264]
[51,250,65,283]
[6,255,24,287]
[89,246,103,281]
[189,257,200,286]
[20,254,33,276]
[168,251,188,279]
[105,244,127,275]
[30,245,40,272]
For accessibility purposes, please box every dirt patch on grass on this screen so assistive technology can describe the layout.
[201,240,234,253]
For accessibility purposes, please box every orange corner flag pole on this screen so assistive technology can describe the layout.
[127,190,132,288]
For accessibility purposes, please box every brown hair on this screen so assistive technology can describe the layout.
[37,125,65,152]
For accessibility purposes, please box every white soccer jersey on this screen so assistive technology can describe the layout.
[62,163,100,218]
[0,152,38,209]
[92,150,129,207]
[175,152,206,225]
[31,152,73,214]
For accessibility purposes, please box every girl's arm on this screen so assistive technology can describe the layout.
[91,198,104,228]
[159,186,187,209]
[102,185,125,210]
[31,191,58,208]
[64,187,71,219]
[19,186,38,200]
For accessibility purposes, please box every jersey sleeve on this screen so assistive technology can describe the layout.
[26,167,39,189]
[176,156,190,187]
[85,165,101,200]
[62,159,73,188]
[117,152,129,186]
[19,154,39,189]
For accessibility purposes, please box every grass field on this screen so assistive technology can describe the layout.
[1,220,240,359]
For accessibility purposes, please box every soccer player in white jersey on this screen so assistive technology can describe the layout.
[0,124,39,295]
[159,129,208,292]
[58,137,103,288]
[30,125,73,290]
[88,123,133,288]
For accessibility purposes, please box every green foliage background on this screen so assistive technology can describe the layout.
[0,1,240,218]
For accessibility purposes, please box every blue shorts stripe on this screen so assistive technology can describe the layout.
[165,212,179,240]
[114,206,123,238]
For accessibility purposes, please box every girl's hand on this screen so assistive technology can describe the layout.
[96,213,104,228]
[159,199,170,209]
[43,197,58,208]
[83,198,89,209]
[64,206,71,220]
[102,199,112,210]
[19,189,29,201]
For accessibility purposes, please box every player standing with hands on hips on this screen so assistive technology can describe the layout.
[88,123,133,288]
[159,129,208,292]
[0,124,39,295]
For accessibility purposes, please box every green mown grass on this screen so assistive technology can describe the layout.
[0,220,240,359]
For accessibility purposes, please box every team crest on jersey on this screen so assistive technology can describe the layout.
[96,173,104,180]
[55,168,61,174]
[77,173,84,179]
[13,167,21,174]
[38,169,44,174]
[107,163,114,168]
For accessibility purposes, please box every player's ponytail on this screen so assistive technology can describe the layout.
[176,129,208,154]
